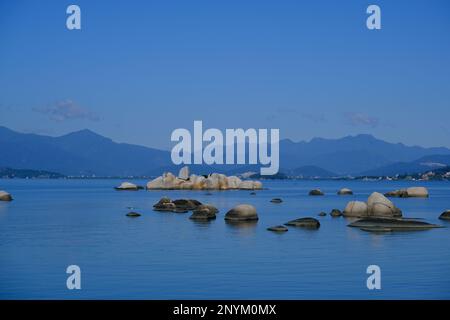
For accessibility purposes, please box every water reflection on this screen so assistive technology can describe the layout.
[190,219,215,228]
[225,220,258,236]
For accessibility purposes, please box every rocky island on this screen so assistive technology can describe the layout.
[146,166,262,190]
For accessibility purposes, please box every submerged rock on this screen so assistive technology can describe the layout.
[267,225,288,232]
[190,205,218,220]
[348,217,441,232]
[309,189,324,196]
[270,198,283,203]
[192,204,218,215]
[153,202,176,212]
[153,197,202,212]
[439,210,450,220]
[173,199,201,211]
[126,211,141,217]
[0,191,12,201]
[115,182,140,190]
[285,217,320,229]
[337,188,353,195]
[330,209,343,217]
[224,204,259,221]
[318,212,327,217]
[153,197,176,212]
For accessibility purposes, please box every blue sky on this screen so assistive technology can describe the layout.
[1,0,449,150]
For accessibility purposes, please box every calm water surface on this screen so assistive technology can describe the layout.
[0,179,449,299]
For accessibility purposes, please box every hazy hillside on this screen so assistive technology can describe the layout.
[279,134,450,174]
[1,126,450,177]
[0,126,170,176]
[360,154,450,176]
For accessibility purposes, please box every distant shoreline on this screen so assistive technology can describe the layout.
[1,166,449,181]
[1,176,449,182]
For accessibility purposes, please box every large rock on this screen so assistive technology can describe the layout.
[179,181,194,190]
[190,174,206,190]
[178,166,190,180]
[384,189,408,197]
[439,210,450,220]
[204,173,228,190]
[238,180,262,190]
[147,172,184,189]
[253,181,263,189]
[115,182,139,190]
[385,187,429,198]
[285,217,320,229]
[343,201,368,217]
[146,176,164,189]
[224,204,258,221]
[0,191,13,201]
[227,176,242,189]
[337,188,353,195]
[406,187,429,198]
[367,192,402,217]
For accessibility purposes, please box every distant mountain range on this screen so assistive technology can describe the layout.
[278,135,450,175]
[1,126,450,177]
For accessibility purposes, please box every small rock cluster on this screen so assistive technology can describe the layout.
[120,185,446,234]
[343,192,402,218]
[153,197,218,220]
[308,188,354,196]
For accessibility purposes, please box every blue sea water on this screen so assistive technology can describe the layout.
[0,179,449,299]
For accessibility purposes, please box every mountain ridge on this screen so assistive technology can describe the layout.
[1,126,449,177]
